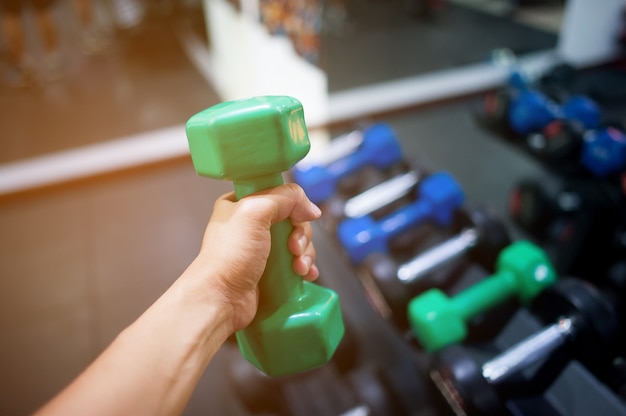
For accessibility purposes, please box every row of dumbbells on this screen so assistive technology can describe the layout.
[228,256,626,415]
[474,64,626,286]
[228,276,626,416]
[475,67,626,179]
[288,123,626,415]
[290,123,546,336]
[429,276,626,415]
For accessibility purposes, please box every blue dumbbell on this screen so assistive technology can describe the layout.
[561,95,601,130]
[506,71,601,136]
[292,123,403,204]
[337,172,464,264]
[524,95,601,162]
[507,90,561,135]
[581,126,626,177]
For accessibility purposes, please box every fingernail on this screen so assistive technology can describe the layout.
[310,202,322,217]
[302,255,312,270]
[309,264,319,279]
[298,234,308,252]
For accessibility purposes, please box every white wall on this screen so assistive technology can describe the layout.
[203,0,329,128]
[558,0,626,66]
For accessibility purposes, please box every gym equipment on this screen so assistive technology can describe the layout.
[291,123,403,204]
[581,126,626,177]
[474,70,540,135]
[321,169,423,230]
[526,119,584,164]
[397,207,511,284]
[337,172,464,264]
[561,95,601,130]
[508,178,580,237]
[507,89,561,136]
[429,278,621,416]
[509,92,600,136]
[359,248,467,331]
[408,240,556,352]
[477,69,601,137]
[342,170,421,220]
[186,96,344,377]
[526,122,625,178]
[297,129,364,169]
[508,175,626,283]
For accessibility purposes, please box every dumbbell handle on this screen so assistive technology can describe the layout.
[450,269,523,321]
[482,317,575,384]
[344,171,420,218]
[235,175,304,309]
[297,130,363,169]
[397,228,479,283]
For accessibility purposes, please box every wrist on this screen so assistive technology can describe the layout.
[176,256,238,337]
[173,265,233,340]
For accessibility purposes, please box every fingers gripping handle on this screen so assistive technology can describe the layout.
[234,175,305,309]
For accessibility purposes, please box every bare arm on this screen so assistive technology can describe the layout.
[36,184,321,416]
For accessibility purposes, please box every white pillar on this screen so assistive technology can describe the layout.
[558,0,626,66]
[203,0,329,128]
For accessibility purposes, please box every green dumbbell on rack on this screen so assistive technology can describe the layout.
[186,96,345,377]
[408,240,556,352]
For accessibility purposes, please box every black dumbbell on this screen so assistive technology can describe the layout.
[359,241,465,330]
[525,119,585,166]
[396,207,511,284]
[320,168,423,233]
[473,88,516,137]
[508,178,581,238]
[359,208,510,327]
[429,278,621,416]
[509,176,626,282]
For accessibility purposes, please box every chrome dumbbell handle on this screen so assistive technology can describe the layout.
[343,171,420,219]
[397,228,479,284]
[297,130,364,169]
[481,317,575,384]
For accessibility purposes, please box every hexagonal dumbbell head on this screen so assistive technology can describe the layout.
[581,127,626,177]
[561,95,601,130]
[408,241,556,352]
[186,96,345,377]
[187,96,310,183]
[466,208,511,270]
[419,172,464,226]
[495,239,557,304]
[508,91,559,135]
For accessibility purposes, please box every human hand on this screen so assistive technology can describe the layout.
[186,183,322,334]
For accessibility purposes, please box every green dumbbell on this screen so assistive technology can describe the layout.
[186,96,345,377]
[408,240,556,352]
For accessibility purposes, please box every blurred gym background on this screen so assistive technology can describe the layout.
[0,0,624,414]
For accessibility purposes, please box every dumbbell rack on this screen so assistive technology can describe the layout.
[473,63,626,288]
[316,191,626,416]
[226,120,626,415]
[322,179,626,415]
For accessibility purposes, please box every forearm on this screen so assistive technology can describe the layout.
[37,263,232,416]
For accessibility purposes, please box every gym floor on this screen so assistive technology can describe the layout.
[0,1,566,414]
